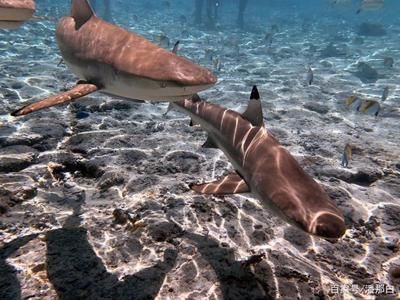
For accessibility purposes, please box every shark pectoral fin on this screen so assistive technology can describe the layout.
[11,83,99,116]
[190,173,250,194]
[242,86,264,127]
[202,136,218,148]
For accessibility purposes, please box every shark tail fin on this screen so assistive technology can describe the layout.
[242,86,264,127]
[190,172,249,194]
[11,83,99,117]
[71,0,95,29]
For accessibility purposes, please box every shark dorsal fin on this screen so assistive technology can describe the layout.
[71,0,95,29]
[242,86,264,127]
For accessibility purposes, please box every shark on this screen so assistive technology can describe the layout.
[172,86,346,239]
[11,0,216,116]
[0,0,35,29]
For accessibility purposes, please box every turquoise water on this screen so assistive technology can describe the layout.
[0,1,399,299]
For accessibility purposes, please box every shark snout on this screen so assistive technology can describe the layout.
[311,212,346,239]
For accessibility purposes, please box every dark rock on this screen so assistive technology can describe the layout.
[147,221,183,242]
[98,172,125,191]
[124,175,159,194]
[0,175,37,214]
[65,131,119,154]
[0,154,35,172]
[389,265,400,281]
[113,208,128,225]
[381,205,400,228]
[355,62,378,83]
[283,226,312,251]
[320,42,346,58]
[303,102,330,115]
[76,111,90,119]
[384,57,394,68]
[0,145,38,155]
[318,167,383,187]
[115,149,147,166]
[357,22,387,37]
[163,151,203,174]
[352,36,364,45]
[63,159,104,178]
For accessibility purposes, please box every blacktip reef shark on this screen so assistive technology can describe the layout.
[11,0,216,116]
[172,86,346,239]
[0,0,35,29]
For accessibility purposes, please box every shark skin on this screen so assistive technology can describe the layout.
[0,0,35,29]
[172,87,346,239]
[11,0,216,116]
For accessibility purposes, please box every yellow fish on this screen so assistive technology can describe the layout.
[341,143,352,168]
[345,95,362,110]
[358,99,381,116]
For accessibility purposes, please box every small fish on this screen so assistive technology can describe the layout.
[157,32,170,48]
[264,32,273,48]
[358,99,381,116]
[381,86,389,102]
[212,57,222,71]
[356,0,384,14]
[270,24,279,33]
[383,57,394,68]
[345,95,362,110]
[161,1,170,9]
[172,40,180,54]
[341,143,352,168]
[179,15,187,26]
[204,49,214,62]
[306,66,314,85]
[181,29,189,38]
[332,0,351,4]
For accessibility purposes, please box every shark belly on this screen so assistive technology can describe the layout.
[64,58,213,102]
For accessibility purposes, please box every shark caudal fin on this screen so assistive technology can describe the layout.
[11,83,99,116]
[190,172,249,194]
[241,86,264,127]
[71,0,95,29]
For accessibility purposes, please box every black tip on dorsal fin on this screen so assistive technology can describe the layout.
[242,86,264,127]
[71,0,95,29]
[250,86,260,100]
